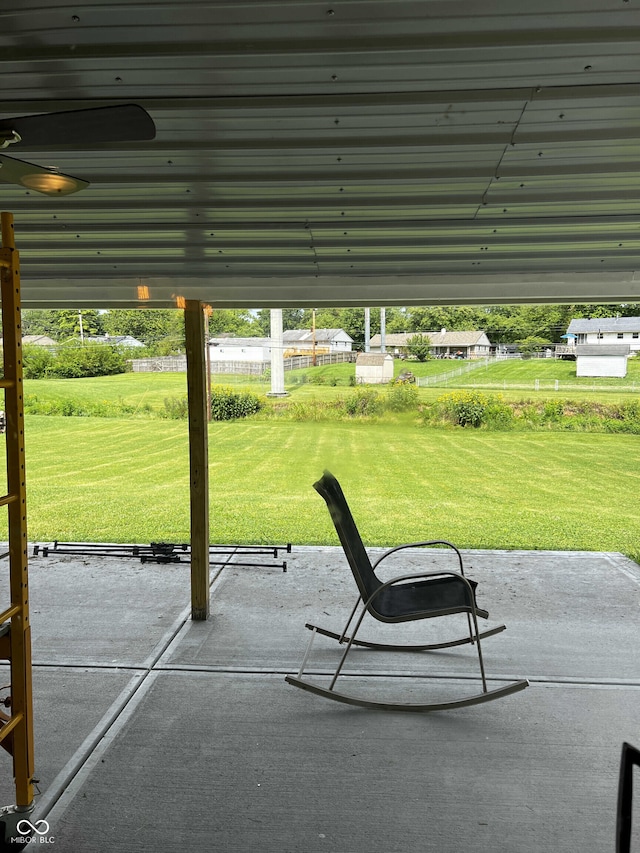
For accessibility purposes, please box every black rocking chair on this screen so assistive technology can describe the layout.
[286,471,529,711]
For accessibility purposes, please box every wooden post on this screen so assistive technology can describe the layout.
[184,300,210,620]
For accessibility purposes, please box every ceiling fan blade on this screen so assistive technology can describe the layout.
[0,104,155,148]
[0,154,89,195]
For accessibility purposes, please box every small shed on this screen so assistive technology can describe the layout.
[355,352,394,384]
[576,344,630,378]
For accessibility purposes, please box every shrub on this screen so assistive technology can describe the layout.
[48,343,127,378]
[161,396,188,419]
[440,390,489,427]
[542,400,564,421]
[344,386,383,417]
[484,396,515,429]
[386,380,419,412]
[619,399,640,423]
[23,394,148,418]
[210,387,263,420]
[22,346,54,379]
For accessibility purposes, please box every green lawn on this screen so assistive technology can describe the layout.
[25,372,189,413]
[8,415,640,563]
[13,365,640,560]
[23,356,640,412]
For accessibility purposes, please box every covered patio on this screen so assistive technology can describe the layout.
[1,1,640,849]
[0,543,635,851]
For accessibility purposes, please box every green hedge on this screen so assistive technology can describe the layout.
[23,343,127,379]
[210,387,264,420]
[421,390,640,433]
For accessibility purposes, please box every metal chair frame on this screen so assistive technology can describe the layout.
[286,471,529,711]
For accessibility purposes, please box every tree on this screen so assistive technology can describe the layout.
[406,305,482,332]
[255,308,305,335]
[21,309,60,339]
[207,308,260,336]
[516,335,552,355]
[405,334,432,361]
[101,309,184,352]
[56,309,104,340]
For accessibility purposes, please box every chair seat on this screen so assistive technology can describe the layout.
[370,575,479,621]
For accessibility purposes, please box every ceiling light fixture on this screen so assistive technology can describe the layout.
[19,171,85,195]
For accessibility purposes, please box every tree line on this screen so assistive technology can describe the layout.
[20,302,640,354]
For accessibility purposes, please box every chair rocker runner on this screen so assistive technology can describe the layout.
[286,471,528,711]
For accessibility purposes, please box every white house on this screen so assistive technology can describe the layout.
[209,336,272,363]
[208,328,353,367]
[369,329,491,359]
[566,317,640,353]
[355,352,394,384]
[576,344,630,378]
[282,328,353,354]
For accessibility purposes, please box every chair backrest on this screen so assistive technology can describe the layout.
[313,471,381,603]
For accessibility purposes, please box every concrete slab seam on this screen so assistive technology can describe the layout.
[37,672,163,829]
[603,553,640,585]
[28,552,235,826]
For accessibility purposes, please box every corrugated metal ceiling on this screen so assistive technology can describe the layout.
[3,0,640,307]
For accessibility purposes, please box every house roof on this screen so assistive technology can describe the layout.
[6,3,640,309]
[283,329,353,344]
[370,331,489,347]
[209,337,271,348]
[22,335,56,346]
[426,331,490,347]
[568,317,640,334]
[87,335,144,346]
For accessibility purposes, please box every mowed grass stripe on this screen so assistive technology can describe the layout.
[4,416,637,559]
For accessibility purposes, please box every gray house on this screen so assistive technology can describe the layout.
[369,330,491,359]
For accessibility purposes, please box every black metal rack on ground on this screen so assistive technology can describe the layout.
[32,541,291,572]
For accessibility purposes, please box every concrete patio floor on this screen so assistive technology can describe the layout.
[0,544,638,852]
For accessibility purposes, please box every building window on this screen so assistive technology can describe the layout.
[633,333,639,340]
[617,332,624,339]
[597,332,604,340]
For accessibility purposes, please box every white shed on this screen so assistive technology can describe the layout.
[575,344,629,378]
[355,352,394,384]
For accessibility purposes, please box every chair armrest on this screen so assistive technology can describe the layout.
[362,568,484,618]
[372,540,465,575]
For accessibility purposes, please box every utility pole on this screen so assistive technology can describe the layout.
[380,307,386,352]
[267,308,288,397]
[364,308,370,352]
[312,307,317,366]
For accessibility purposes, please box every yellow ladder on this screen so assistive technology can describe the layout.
[0,212,35,829]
